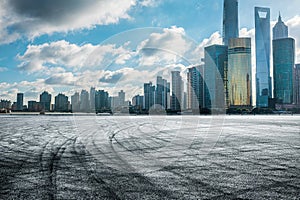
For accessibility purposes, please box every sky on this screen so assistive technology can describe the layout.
[0,0,300,104]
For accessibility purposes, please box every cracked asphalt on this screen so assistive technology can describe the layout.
[0,115,299,199]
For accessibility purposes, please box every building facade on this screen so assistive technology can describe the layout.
[171,71,182,111]
[228,38,252,107]
[144,82,155,110]
[80,90,90,112]
[273,14,288,40]
[71,92,80,112]
[255,7,271,107]
[95,90,110,112]
[273,38,295,104]
[16,93,24,111]
[54,94,69,112]
[223,0,239,46]
[294,64,300,106]
[204,45,228,109]
[40,91,51,111]
[187,65,204,110]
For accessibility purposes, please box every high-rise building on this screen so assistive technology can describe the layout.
[16,93,24,111]
[71,92,80,112]
[294,64,300,106]
[204,45,228,109]
[90,87,96,112]
[171,71,182,111]
[273,38,295,104]
[118,90,125,106]
[255,7,271,108]
[80,90,90,112]
[28,101,42,112]
[132,95,144,110]
[273,13,288,40]
[223,0,239,46]
[144,82,155,110]
[228,38,252,107]
[40,91,51,111]
[54,94,69,112]
[95,90,110,112]
[273,14,295,104]
[155,76,169,109]
[0,100,11,110]
[187,65,204,110]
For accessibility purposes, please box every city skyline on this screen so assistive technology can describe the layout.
[0,1,300,106]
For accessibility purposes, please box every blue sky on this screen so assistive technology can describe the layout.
[0,0,300,103]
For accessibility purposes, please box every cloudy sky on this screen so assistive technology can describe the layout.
[0,0,299,103]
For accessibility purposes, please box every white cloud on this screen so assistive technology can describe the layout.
[287,15,300,63]
[17,40,130,73]
[0,0,158,44]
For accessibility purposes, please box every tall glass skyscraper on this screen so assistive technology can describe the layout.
[255,7,271,108]
[228,38,252,106]
[273,38,295,104]
[223,0,239,46]
[204,45,227,109]
[40,91,51,111]
[273,14,295,104]
[16,93,24,111]
[171,71,182,111]
[294,64,300,105]
[187,65,204,110]
[273,13,288,40]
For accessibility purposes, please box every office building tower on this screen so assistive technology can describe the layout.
[118,90,125,106]
[0,100,11,110]
[95,90,110,112]
[273,14,295,104]
[71,92,80,112]
[80,90,90,112]
[90,87,96,112]
[132,95,144,110]
[28,101,42,112]
[171,71,182,111]
[54,94,69,112]
[187,65,204,110]
[294,64,300,105]
[144,82,155,110]
[223,0,239,46]
[16,93,24,111]
[273,38,295,104]
[228,38,252,107]
[204,45,228,109]
[255,7,271,108]
[273,13,288,40]
[40,91,51,111]
[155,76,169,109]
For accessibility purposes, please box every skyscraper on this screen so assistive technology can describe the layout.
[228,38,252,107]
[187,65,204,110]
[273,14,295,104]
[171,71,182,111]
[80,90,90,112]
[144,82,155,110]
[273,13,288,40]
[223,0,239,46]
[204,45,227,109]
[118,90,125,106]
[16,93,24,111]
[71,92,80,112]
[255,7,271,108]
[95,90,110,112]
[54,93,69,112]
[40,91,51,111]
[155,76,168,109]
[273,39,295,104]
[90,87,96,112]
[294,64,300,106]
